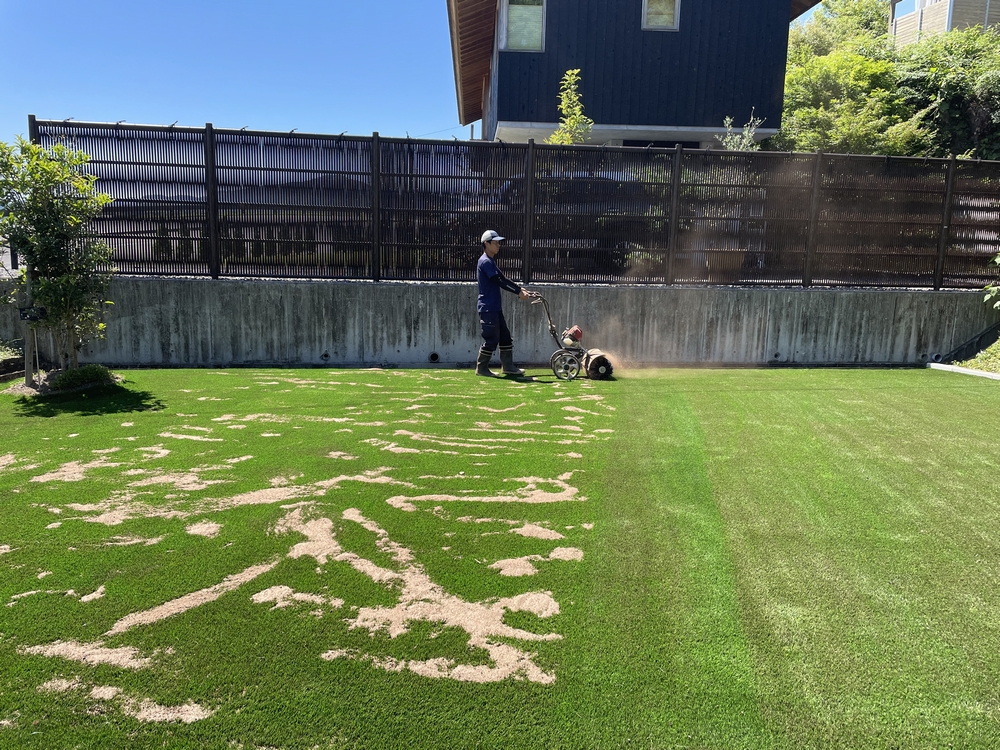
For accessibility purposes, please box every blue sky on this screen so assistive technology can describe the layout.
[2,1,809,144]
[0,0,473,142]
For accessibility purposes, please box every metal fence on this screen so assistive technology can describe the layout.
[16,116,1000,289]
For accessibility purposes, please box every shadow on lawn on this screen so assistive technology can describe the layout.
[13,381,165,418]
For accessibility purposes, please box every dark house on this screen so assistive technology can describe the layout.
[447,0,820,146]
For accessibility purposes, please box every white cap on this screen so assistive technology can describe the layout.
[481,229,505,243]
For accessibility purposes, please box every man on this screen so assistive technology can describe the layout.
[476,229,533,377]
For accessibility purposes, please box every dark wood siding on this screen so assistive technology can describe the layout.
[494,0,790,130]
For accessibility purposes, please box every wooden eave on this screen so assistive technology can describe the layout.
[448,0,498,125]
[447,0,823,125]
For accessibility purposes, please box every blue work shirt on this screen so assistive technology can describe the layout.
[477,253,503,312]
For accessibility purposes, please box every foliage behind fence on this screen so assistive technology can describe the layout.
[17,117,1000,289]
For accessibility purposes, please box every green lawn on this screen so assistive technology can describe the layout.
[1,367,999,749]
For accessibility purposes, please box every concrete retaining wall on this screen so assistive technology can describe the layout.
[2,277,998,367]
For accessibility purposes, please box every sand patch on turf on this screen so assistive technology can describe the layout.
[269,506,563,683]
[335,508,561,683]
[65,491,189,526]
[489,547,584,577]
[387,475,584,512]
[103,536,165,546]
[137,445,170,460]
[81,585,106,602]
[512,524,564,540]
[35,678,211,723]
[185,521,221,538]
[313,468,415,494]
[479,403,526,413]
[0,453,16,471]
[252,585,343,611]
[562,406,602,416]
[0,545,13,555]
[105,559,280,636]
[394,429,530,450]
[128,469,230,492]
[61,469,415,525]
[32,457,123,483]
[327,451,358,460]
[158,432,223,442]
[362,438,424,454]
[274,509,342,565]
[124,698,214,723]
[21,640,151,669]
[39,677,81,692]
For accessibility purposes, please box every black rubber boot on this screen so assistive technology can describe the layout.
[499,346,525,377]
[476,348,496,377]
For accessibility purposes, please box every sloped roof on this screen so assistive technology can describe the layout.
[790,0,822,21]
[448,0,823,125]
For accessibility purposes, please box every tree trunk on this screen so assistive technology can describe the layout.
[70,326,79,369]
[57,329,67,371]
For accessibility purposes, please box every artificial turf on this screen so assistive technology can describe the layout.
[1,366,999,749]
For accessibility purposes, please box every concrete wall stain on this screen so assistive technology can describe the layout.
[2,279,999,368]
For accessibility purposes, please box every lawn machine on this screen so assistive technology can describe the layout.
[529,293,614,380]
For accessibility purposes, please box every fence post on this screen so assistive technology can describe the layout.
[934,154,957,290]
[523,140,536,285]
[371,132,381,282]
[204,123,221,279]
[666,145,683,284]
[803,150,823,287]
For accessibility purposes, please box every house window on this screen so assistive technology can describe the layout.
[643,0,679,30]
[502,0,545,51]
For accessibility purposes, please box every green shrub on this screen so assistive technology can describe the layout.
[959,340,1000,374]
[0,339,22,359]
[49,364,115,391]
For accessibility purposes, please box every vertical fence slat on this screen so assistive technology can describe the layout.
[934,154,957,291]
[523,140,536,285]
[666,145,683,285]
[803,151,823,287]
[204,123,221,279]
[371,132,381,282]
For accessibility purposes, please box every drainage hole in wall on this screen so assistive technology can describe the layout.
[932,353,942,363]
[428,352,440,363]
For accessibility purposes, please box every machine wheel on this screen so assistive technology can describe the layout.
[551,350,581,380]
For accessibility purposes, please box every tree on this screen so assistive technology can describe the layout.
[0,138,114,379]
[769,49,927,154]
[787,0,892,59]
[895,27,1000,159]
[545,69,594,145]
[774,1,1000,159]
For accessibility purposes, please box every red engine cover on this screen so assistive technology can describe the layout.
[565,325,583,341]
